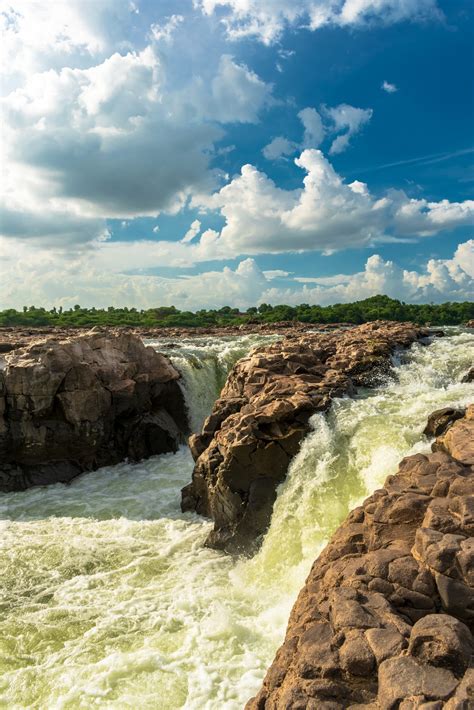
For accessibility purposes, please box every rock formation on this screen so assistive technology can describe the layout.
[181,321,432,553]
[247,405,474,710]
[0,332,188,492]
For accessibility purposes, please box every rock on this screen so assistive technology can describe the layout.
[0,332,188,491]
[465,320,474,328]
[423,408,465,438]
[182,321,429,553]
[462,367,474,383]
[247,407,474,710]
[377,657,457,709]
[408,615,473,677]
[434,405,474,465]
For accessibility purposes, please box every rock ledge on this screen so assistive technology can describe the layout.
[0,332,188,491]
[182,321,431,553]
[247,406,474,709]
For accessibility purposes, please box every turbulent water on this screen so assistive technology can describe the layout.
[1,331,473,709]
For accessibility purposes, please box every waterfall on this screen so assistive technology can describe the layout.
[146,334,277,432]
[0,329,472,709]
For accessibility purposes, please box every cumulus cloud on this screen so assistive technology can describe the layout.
[198,0,442,44]
[150,14,184,43]
[263,103,370,160]
[0,0,136,81]
[1,46,273,246]
[323,104,373,154]
[191,150,474,259]
[299,107,325,148]
[262,136,298,160]
[0,237,471,310]
[382,79,398,93]
[190,54,274,124]
[181,219,202,243]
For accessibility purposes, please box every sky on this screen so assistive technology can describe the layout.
[0,0,473,310]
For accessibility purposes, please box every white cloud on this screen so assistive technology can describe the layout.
[382,79,398,93]
[185,54,272,123]
[298,107,325,148]
[1,47,273,246]
[150,15,184,43]
[198,0,442,45]
[0,0,136,83]
[323,103,373,154]
[181,219,202,243]
[263,269,291,279]
[262,136,298,160]
[190,150,474,259]
[263,103,369,160]
[0,237,471,310]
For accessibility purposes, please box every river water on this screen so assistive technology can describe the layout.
[1,331,473,709]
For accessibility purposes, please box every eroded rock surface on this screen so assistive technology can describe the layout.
[181,321,430,553]
[0,332,188,491]
[247,406,474,710]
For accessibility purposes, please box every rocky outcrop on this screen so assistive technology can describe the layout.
[247,405,474,710]
[181,321,431,553]
[0,322,348,354]
[462,368,474,384]
[0,332,188,492]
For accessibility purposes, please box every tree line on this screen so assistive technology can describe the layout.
[0,296,473,328]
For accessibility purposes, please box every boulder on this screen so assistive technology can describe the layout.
[423,408,465,438]
[182,321,430,553]
[0,332,188,491]
[247,407,474,709]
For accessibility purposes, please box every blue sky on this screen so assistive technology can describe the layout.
[0,0,473,309]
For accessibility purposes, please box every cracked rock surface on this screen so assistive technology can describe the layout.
[181,321,430,553]
[247,406,474,710]
[0,332,188,491]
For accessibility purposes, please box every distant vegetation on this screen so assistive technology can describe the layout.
[0,296,472,328]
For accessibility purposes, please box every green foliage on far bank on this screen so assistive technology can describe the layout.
[0,296,473,329]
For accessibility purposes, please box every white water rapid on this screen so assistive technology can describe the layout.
[1,330,473,709]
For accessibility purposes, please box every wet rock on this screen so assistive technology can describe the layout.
[0,332,188,491]
[423,408,465,438]
[462,367,474,383]
[183,321,428,553]
[246,407,474,710]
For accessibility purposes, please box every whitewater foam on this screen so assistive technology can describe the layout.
[0,330,473,709]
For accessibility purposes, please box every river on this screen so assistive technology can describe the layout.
[1,330,473,709]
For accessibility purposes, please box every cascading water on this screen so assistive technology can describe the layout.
[0,331,473,709]
[146,334,278,433]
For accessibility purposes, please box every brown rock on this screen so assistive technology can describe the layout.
[423,408,465,438]
[0,332,188,491]
[377,657,458,709]
[247,407,474,710]
[408,614,473,677]
[183,321,428,552]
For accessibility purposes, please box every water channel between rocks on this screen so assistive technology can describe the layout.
[1,330,473,709]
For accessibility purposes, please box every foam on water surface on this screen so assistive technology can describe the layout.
[1,331,473,709]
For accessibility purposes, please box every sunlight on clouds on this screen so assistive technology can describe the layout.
[198,0,442,44]
[0,238,471,310]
